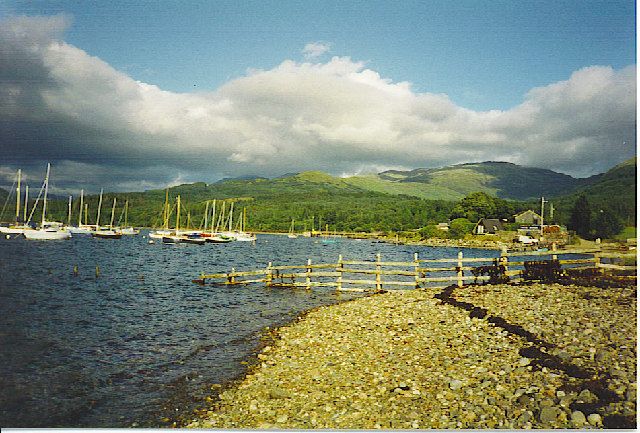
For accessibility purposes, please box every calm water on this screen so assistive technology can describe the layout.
[0,233,498,427]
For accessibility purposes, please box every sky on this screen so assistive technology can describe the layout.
[0,0,636,193]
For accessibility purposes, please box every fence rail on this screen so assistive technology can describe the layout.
[193,250,637,291]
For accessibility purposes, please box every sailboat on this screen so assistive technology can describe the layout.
[288,218,298,238]
[23,164,72,240]
[92,194,122,239]
[67,189,94,234]
[119,201,139,235]
[201,199,232,243]
[232,207,256,242]
[162,195,205,245]
[149,189,172,239]
[0,169,33,235]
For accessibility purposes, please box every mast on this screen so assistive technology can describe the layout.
[163,189,169,230]
[124,200,129,227]
[211,198,216,234]
[243,208,247,232]
[23,185,28,223]
[109,198,117,230]
[41,163,51,226]
[16,169,21,223]
[84,203,88,225]
[78,189,84,226]
[176,195,181,234]
[67,195,72,226]
[204,201,209,231]
[229,202,234,231]
[96,188,103,228]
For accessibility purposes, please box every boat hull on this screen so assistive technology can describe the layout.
[23,229,72,240]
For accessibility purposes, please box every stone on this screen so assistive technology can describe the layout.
[587,413,602,427]
[570,410,587,426]
[577,389,598,403]
[449,379,463,391]
[269,388,292,399]
[539,406,561,424]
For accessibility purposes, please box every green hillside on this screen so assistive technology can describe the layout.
[549,157,637,227]
[379,161,582,200]
[1,158,634,234]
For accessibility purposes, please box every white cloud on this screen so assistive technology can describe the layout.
[302,41,331,59]
[0,15,636,193]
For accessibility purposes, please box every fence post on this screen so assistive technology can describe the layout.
[414,252,420,289]
[336,254,343,292]
[306,258,312,290]
[594,253,601,273]
[376,253,382,291]
[229,267,236,284]
[266,262,273,287]
[457,251,463,287]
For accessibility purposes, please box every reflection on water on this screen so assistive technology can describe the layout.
[0,233,496,427]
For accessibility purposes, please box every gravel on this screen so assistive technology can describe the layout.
[187,283,636,429]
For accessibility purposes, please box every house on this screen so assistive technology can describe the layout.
[514,210,542,225]
[436,222,449,231]
[474,218,504,234]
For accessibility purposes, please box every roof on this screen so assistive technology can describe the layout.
[513,209,541,218]
[476,218,504,230]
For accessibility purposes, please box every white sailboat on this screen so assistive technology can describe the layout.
[162,195,205,245]
[288,218,298,238]
[23,164,72,240]
[230,206,256,242]
[119,201,139,235]
[67,189,94,234]
[0,169,33,235]
[201,199,232,243]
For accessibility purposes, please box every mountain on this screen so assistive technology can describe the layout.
[1,159,634,231]
[550,157,637,226]
[376,161,584,200]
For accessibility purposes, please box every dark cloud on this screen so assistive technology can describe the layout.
[0,15,635,194]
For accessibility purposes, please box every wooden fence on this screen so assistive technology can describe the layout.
[192,250,637,292]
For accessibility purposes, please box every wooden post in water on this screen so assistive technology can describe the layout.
[306,258,312,290]
[266,262,273,287]
[413,252,420,289]
[336,254,343,292]
[229,267,236,284]
[457,251,463,287]
[376,253,382,291]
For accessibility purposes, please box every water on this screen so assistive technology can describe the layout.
[0,233,498,427]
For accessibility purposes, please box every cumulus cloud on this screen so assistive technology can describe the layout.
[0,15,636,193]
[302,41,331,59]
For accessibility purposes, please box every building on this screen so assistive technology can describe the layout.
[514,210,542,225]
[436,222,449,231]
[474,218,504,234]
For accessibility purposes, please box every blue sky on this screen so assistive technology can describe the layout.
[4,0,634,110]
[0,1,636,192]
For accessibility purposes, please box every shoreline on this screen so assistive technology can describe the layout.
[187,282,636,429]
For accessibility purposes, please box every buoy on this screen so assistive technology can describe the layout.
[148,240,155,244]
[5,235,9,239]
[95,265,101,278]
[73,265,79,276]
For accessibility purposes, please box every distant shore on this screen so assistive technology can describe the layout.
[187,283,636,429]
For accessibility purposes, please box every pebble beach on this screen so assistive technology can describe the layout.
[187,283,636,429]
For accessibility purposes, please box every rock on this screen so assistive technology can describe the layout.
[449,379,463,391]
[518,357,531,366]
[269,388,292,399]
[587,413,602,427]
[539,406,562,424]
[577,389,598,403]
[570,410,587,426]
